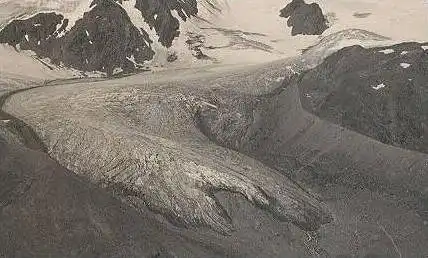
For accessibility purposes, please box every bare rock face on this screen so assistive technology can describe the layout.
[134,0,198,47]
[0,0,200,75]
[59,0,155,75]
[0,0,155,75]
[0,12,66,51]
[186,32,212,60]
[280,0,328,36]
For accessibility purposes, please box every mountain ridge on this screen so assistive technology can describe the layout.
[3,0,427,77]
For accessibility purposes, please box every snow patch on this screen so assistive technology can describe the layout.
[378,49,395,54]
[85,30,90,37]
[400,51,408,55]
[113,67,123,75]
[400,63,411,69]
[118,0,172,66]
[63,0,97,31]
[118,0,154,46]
[55,19,67,38]
[0,44,76,81]
[372,83,386,90]
[126,55,138,67]
[275,77,285,82]
[422,45,428,50]
[127,55,136,63]
[57,31,65,38]
[200,101,218,109]
[24,34,29,42]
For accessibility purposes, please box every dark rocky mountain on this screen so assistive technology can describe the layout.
[280,0,328,36]
[133,0,198,47]
[300,42,428,153]
[0,12,66,48]
[0,0,200,75]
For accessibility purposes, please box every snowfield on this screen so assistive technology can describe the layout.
[1,0,427,72]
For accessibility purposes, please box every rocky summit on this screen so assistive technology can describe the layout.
[280,0,328,36]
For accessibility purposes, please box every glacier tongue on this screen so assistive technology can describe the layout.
[4,62,333,233]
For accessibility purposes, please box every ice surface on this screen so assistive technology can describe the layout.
[378,49,395,54]
[400,63,411,68]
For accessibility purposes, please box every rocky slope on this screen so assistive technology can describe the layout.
[0,0,223,75]
[0,0,157,75]
[300,42,428,153]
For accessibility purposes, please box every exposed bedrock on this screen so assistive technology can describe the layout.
[0,0,155,75]
[133,0,198,47]
[0,0,201,75]
[280,0,328,36]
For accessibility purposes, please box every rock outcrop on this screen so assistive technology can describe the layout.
[0,1,155,75]
[280,0,328,36]
[134,0,198,47]
[0,0,201,75]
